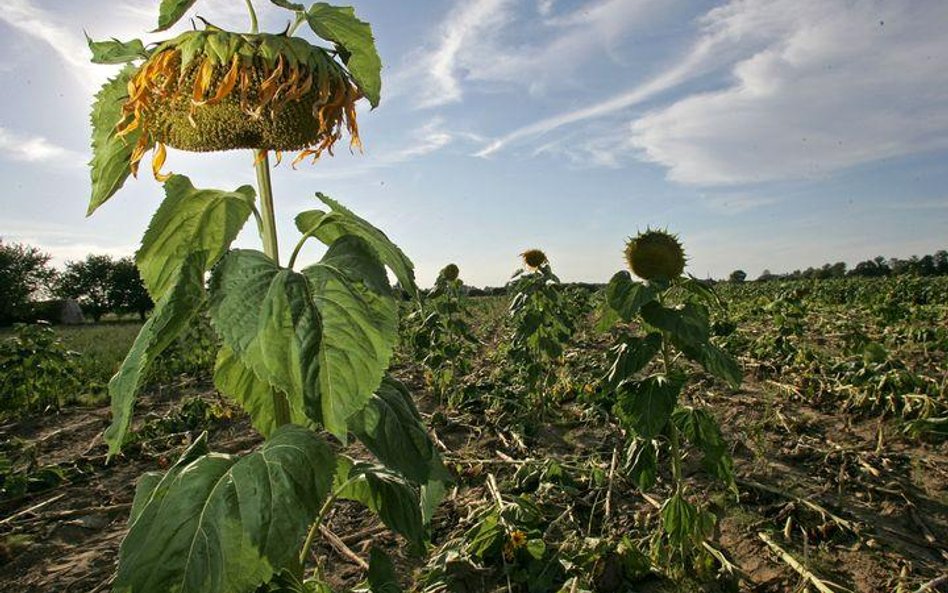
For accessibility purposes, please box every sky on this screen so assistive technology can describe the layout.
[0,0,946,287]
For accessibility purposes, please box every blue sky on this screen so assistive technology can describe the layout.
[0,0,946,287]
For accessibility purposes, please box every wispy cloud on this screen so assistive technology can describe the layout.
[391,0,670,110]
[474,21,721,157]
[393,0,513,108]
[630,0,948,185]
[0,0,102,87]
[0,127,84,166]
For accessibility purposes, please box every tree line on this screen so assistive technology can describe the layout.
[0,239,152,325]
[728,250,948,283]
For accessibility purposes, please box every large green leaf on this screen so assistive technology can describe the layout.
[614,374,681,439]
[672,407,736,493]
[302,236,398,439]
[606,271,659,321]
[335,459,425,554]
[661,492,715,550]
[137,175,255,301]
[115,426,335,593]
[213,346,311,437]
[349,377,450,484]
[295,194,417,296]
[640,301,710,350]
[156,0,198,32]
[209,250,321,431]
[367,548,403,593]
[104,253,205,454]
[88,66,152,215]
[625,438,658,491]
[604,332,662,388]
[86,35,147,64]
[694,343,742,389]
[306,3,382,108]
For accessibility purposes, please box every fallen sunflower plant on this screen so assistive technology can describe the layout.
[85,2,449,592]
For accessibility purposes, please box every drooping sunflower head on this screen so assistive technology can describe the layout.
[521,249,548,270]
[118,30,363,178]
[624,229,686,281]
[440,263,460,282]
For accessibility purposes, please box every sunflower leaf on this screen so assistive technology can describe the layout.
[296,194,417,296]
[305,3,382,108]
[104,252,206,455]
[209,250,322,432]
[334,458,426,554]
[88,66,151,216]
[301,236,398,440]
[270,0,305,10]
[155,0,199,32]
[213,345,313,438]
[348,377,450,484]
[136,175,255,301]
[114,426,335,593]
[86,35,147,64]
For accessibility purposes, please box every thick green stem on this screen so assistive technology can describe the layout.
[255,151,280,263]
[299,474,362,572]
[244,0,259,33]
[254,150,292,428]
[658,291,683,494]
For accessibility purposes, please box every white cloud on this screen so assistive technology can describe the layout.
[392,0,514,108]
[629,0,948,185]
[0,0,94,80]
[0,127,84,166]
[392,0,669,109]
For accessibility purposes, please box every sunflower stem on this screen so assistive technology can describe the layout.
[658,291,683,496]
[244,0,259,34]
[254,149,292,428]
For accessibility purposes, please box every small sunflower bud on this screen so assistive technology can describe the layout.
[624,230,686,281]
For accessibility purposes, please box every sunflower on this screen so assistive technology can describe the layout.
[521,249,548,270]
[116,30,363,179]
[440,263,460,282]
[624,229,686,281]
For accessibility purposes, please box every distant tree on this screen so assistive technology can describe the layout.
[934,250,948,275]
[109,258,153,320]
[0,240,56,325]
[757,269,777,282]
[917,254,936,276]
[728,269,747,283]
[850,256,890,278]
[54,255,115,322]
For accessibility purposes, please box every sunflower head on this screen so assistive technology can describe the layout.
[118,30,363,178]
[440,263,460,282]
[624,229,686,281]
[521,249,548,270]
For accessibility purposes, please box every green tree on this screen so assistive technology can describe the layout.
[109,257,153,320]
[55,254,115,322]
[0,239,56,325]
[728,269,746,283]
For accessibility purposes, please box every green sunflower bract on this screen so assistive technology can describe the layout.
[117,30,362,179]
